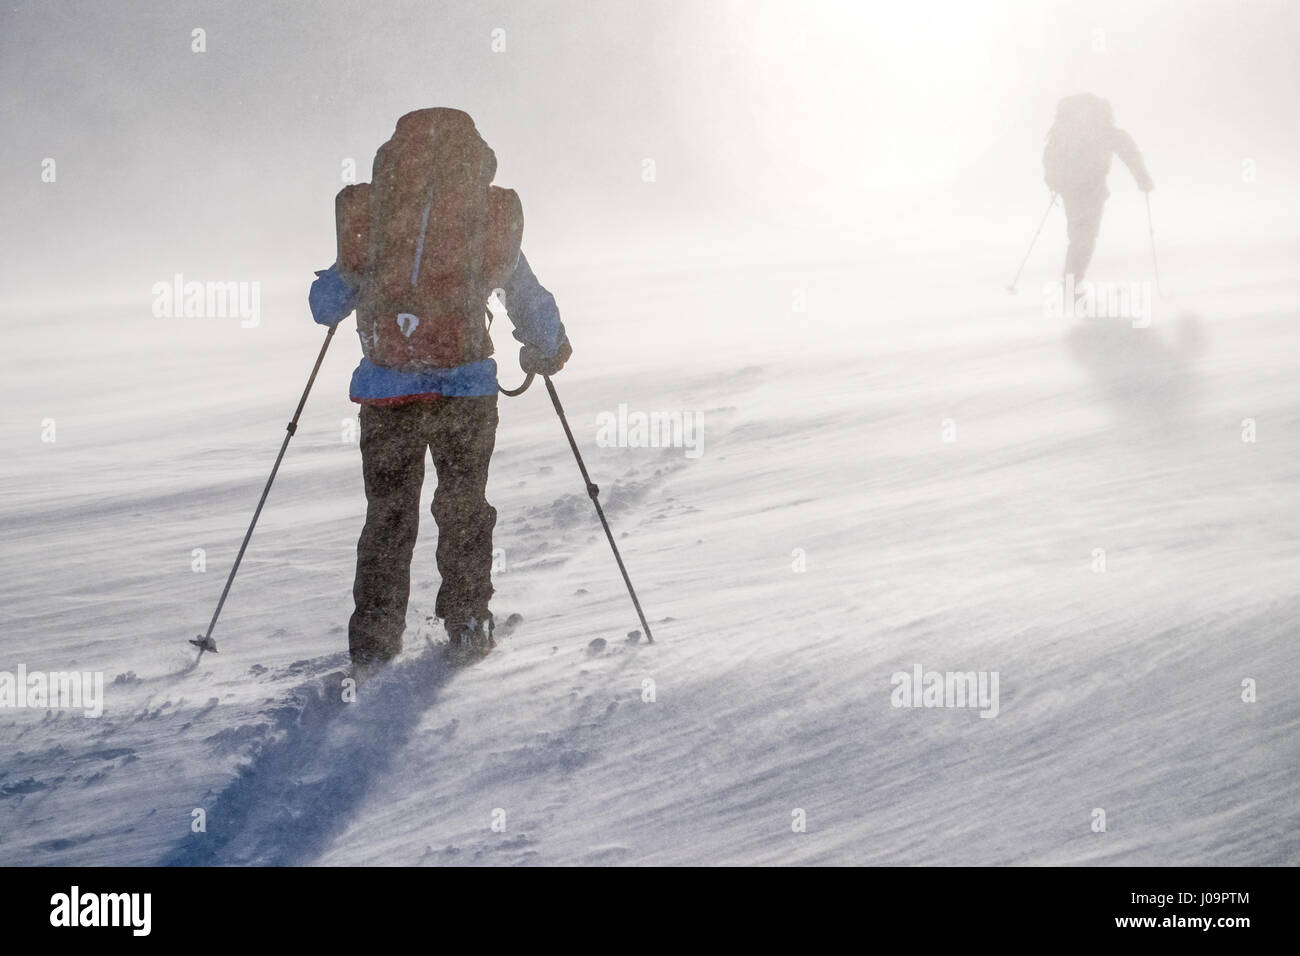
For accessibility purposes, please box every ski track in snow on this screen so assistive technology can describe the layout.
[0,391,708,866]
[2,250,1299,865]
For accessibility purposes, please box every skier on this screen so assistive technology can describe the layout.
[1042,93,1154,285]
[309,108,572,669]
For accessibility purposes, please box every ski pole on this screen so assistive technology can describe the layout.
[190,323,339,659]
[1145,192,1162,296]
[1006,193,1057,294]
[542,375,654,643]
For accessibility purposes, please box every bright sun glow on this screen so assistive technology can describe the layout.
[722,0,1052,213]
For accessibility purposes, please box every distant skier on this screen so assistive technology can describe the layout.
[1043,93,1154,284]
[309,108,572,670]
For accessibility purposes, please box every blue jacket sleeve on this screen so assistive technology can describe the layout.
[309,262,359,326]
[500,251,568,357]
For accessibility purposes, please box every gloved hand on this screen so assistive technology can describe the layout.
[520,339,572,377]
[1138,176,1155,193]
[309,263,358,326]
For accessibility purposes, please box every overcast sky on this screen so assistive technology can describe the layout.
[3,0,1298,315]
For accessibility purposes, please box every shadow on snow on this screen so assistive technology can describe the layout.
[162,649,453,866]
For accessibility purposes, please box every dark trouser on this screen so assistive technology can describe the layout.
[348,395,499,663]
[1062,190,1107,285]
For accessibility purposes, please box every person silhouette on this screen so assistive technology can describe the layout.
[309,108,572,670]
[1043,93,1154,285]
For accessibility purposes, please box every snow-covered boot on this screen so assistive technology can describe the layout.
[445,614,495,665]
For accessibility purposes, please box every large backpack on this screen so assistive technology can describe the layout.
[1042,93,1116,195]
[337,108,524,369]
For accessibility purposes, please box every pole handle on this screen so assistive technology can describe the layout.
[499,371,535,397]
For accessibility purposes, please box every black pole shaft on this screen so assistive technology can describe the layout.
[197,323,338,650]
[1008,193,1057,291]
[543,376,654,644]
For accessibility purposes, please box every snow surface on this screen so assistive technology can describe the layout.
[2,234,1298,866]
